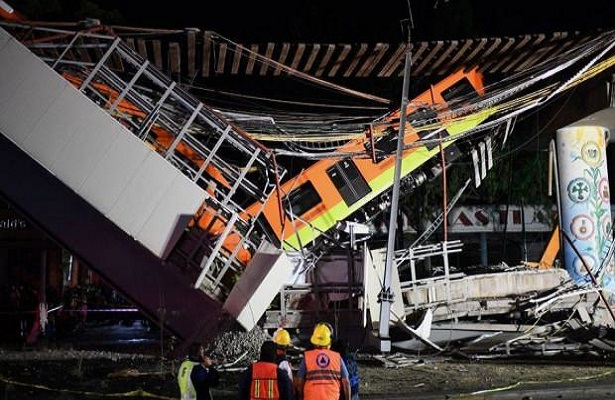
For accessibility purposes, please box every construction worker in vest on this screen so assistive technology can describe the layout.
[178,343,200,400]
[238,340,295,400]
[273,327,294,382]
[178,342,219,400]
[295,322,351,400]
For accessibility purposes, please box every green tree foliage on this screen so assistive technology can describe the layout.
[400,143,556,233]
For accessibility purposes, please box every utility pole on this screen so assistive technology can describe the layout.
[378,6,413,353]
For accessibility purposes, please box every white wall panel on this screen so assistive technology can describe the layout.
[0,36,30,113]
[137,173,207,257]
[23,86,86,168]
[0,28,206,257]
[0,27,11,51]
[0,50,66,148]
[50,101,121,190]
[107,151,177,237]
[79,131,150,214]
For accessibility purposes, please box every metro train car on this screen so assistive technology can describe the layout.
[205,67,492,262]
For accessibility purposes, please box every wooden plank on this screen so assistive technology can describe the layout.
[136,39,148,59]
[303,44,321,72]
[246,44,259,74]
[413,40,444,75]
[187,30,196,78]
[343,43,367,77]
[378,43,408,77]
[258,42,275,75]
[202,32,212,77]
[274,43,290,76]
[125,38,136,50]
[290,43,306,70]
[514,42,555,72]
[315,44,335,77]
[216,42,228,74]
[441,39,473,72]
[231,43,242,75]
[429,40,458,75]
[496,34,542,74]
[152,40,162,69]
[408,41,430,77]
[474,37,506,73]
[463,37,488,68]
[357,43,389,77]
[168,42,180,74]
[327,44,351,77]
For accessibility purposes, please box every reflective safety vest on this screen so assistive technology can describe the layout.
[178,359,197,400]
[250,361,280,399]
[303,348,343,400]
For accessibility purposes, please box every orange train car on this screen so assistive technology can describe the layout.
[61,66,491,267]
[211,67,493,258]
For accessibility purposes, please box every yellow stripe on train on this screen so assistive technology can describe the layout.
[282,108,496,250]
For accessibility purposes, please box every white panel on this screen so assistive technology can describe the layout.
[137,173,206,257]
[79,132,150,214]
[224,242,293,330]
[50,103,122,190]
[107,151,177,237]
[0,29,206,258]
[0,27,11,50]
[0,35,31,113]
[0,42,66,147]
[23,86,89,168]
[365,248,403,329]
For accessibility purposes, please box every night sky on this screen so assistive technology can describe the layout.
[110,0,615,41]
[9,0,615,42]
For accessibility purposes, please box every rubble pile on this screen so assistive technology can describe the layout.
[207,326,271,367]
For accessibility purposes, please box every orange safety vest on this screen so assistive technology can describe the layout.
[250,361,280,400]
[303,348,343,400]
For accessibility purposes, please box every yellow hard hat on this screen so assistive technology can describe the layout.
[273,328,291,347]
[310,322,332,347]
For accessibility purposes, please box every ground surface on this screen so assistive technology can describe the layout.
[2,322,615,399]
[3,347,615,399]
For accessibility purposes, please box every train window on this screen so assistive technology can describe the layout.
[327,160,371,207]
[406,107,438,128]
[441,77,477,102]
[256,214,281,246]
[285,181,322,217]
[364,128,397,162]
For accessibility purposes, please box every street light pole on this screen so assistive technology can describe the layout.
[378,11,413,353]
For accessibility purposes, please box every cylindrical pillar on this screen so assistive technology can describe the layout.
[556,124,614,292]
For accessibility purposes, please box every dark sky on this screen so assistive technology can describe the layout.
[101,0,615,42]
[10,0,615,42]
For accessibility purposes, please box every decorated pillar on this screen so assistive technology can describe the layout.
[556,109,615,299]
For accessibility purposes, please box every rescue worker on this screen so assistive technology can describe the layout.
[238,340,295,400]
[178,343,220,400]
[295,322,351,400]
[273,327,294,381]
[178,343,200,400]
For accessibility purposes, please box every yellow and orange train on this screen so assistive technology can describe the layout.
[209,67,491,262]
[62,66,490,268]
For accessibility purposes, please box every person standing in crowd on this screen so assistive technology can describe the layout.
[273,327,294,382]
[191,344,220,400]
[178,343,199,400]
[295,322,351,400]
[238,340,295,400]
[332,339,360,400]
[178,343,220,400]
